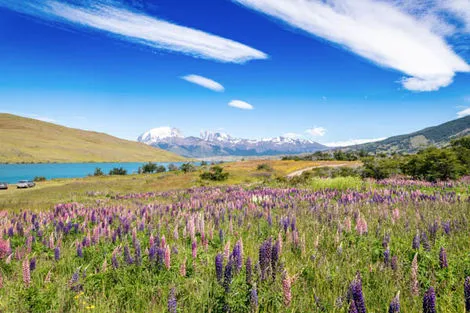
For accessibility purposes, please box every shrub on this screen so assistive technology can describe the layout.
[257,163,273,171]
[93,168,104,176]
[141,162,158,174]
[33,176,46,182]
[180,163,196,173]
[168,164,178,171]
[109,167,127,176]
[200,166,229,181]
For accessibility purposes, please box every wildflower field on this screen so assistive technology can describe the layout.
[0,175,469,312]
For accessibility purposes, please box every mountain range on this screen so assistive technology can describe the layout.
[138,127,327,158]
[345,115,470,153]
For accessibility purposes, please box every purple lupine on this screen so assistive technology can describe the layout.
[250,287,258,312]
[349,300,359,313]
[384,247,390,266]
[349,273,366,313]
[391,256,398,271]
[124,245,134,265]
[215,253,224,282]
[259,238,272,281]
[134,240,142,266]
[412,233,420,250]
[54,246,60,261]
[423,287,436,313]
[192,240,197,259]
[464,277,470,312]
[111,254,119,269]
[231,241,243,273]
[271,240,280,279]
[246,257,252,285]
[168,288,177,313]
[76,244,83,258]
[223,259,233,293]
[421,232,431,252]
[388,292,400,313]
[219,229,224,244]
[29,257,36,271]
[439,247,448,269]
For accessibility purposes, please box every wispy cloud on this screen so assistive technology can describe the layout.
[457,108,470,118]
[305,127,326,137]
[233,0,470,91]
[325,137,386,147]
[182,75,225,92]
[228,100,254,110]
[282,132,302,139]
[1,0,267,63]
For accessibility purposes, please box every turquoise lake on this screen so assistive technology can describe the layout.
[0,162,191,184]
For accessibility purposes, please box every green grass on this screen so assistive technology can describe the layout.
[0,113,186,163]
[309,176,365,190]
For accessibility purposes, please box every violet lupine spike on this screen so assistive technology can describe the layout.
[388,292,400,313]
[124,245,134,265]
[259,238,272,281]
[349,300,359,313]
[134,240,142,266]
[391,256,398,271]
[246,257,252,285]
[223,259,233,293]
[168,288,177,313]
[215,253,224,283]
[29,257,36,271]
[250,286,258,312]
[349,272,366,313]
[54,246,60,261]
[439,247,448,269]
[421,232,431,252]
[412,232,420,250]
[384,247,390,266]
[423,287,436,313]
[192,240,197,259]
[464,277,470,312]
[76,244,83,258]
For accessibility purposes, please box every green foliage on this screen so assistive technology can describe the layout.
[200,166,229,181]
[93,168,104,176]
[141,162,167,174]
[180,163,196,173]
[168,163,178,171]
[33,176,47,182]
[108,167,127,176]
[362,156,402,179]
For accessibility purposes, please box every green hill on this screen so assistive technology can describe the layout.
[0,114,187,163]
[349,115,470,153]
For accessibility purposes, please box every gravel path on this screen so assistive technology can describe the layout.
[286,163,351,178]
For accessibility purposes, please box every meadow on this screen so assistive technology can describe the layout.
[0,160,469,312]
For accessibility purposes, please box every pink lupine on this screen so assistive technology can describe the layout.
[411,253,419,296]
[224,240,231,260]
[0,239,10,259]
[180,258,187,277]
[282,271,292,306]
[164,245,171,270]
[22,257,31,287]
[192,240,197,259]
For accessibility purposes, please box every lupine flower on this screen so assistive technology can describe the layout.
[349,272,366,313]
[250,286,258,312]
[0,272,3,289]
[391,256,398,271]
[272,240,280,278]
[384,247,390,266]
[349,300,358,313]
[464,276,470,312]
[439,247,448,269]
[22,257,31,287]
[135,240,142,266]
[282,271,292,306]
[423,287,436,313]
[180,258,187,277]
[30,257,37,271]
[168,288,177,313]
[164,245,171,270]
[412,232,420,250]
[44,270,51,284]
[0,239,10,259]
[388,292,400,313]
[192,240,197,259]
[224,240,231,260]
[223,259,233,293]
[246,257,252,285]
[215,253,224,282]
[124,245,134,265]
[421,232,431,251]
[54,247,60,261]
[411,253,419,296]
[76,243,83,258]
[259,238,272,281]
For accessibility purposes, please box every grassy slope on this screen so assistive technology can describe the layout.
[0,114,186,163]
[0,160,358,210]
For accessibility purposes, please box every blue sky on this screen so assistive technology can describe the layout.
[0,0,469,146]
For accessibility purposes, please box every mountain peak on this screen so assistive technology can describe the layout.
[138,127,182,144]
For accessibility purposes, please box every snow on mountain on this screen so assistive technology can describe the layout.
[138,128,326,158]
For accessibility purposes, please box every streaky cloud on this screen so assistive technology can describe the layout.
[325,137,387,147]
[229,100,254,110]
[305,127,326,137]
[182,75,225,92]
[233,0,470,91]
[0,0,267,63]
[457,108,470,118]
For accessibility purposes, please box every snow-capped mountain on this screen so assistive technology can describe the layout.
[138,128,327,158]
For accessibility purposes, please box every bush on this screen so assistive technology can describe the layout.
[200,166,229,181]
[180,163,196,173]
[141,162,158,174]
[168,164,178,171]
[155,165,166,173]
[362,157,402,179]
[33,176,46,182]
[109,167,127,176]
[93,168,104,176]
[256,163,273,171]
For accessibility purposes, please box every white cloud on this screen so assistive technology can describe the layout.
[441,0,470,32]
[305,127,326,137]
[233,0,470,91]
[182,75,225,92]
[282,132,302,139]
[457,108,470,118]
[228,100,254,110]
[1,0,267,63]
[325,137,386,147]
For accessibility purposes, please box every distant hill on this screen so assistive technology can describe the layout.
[0,114,186,163]
[346,115,470,153]
[138,127,327,158]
